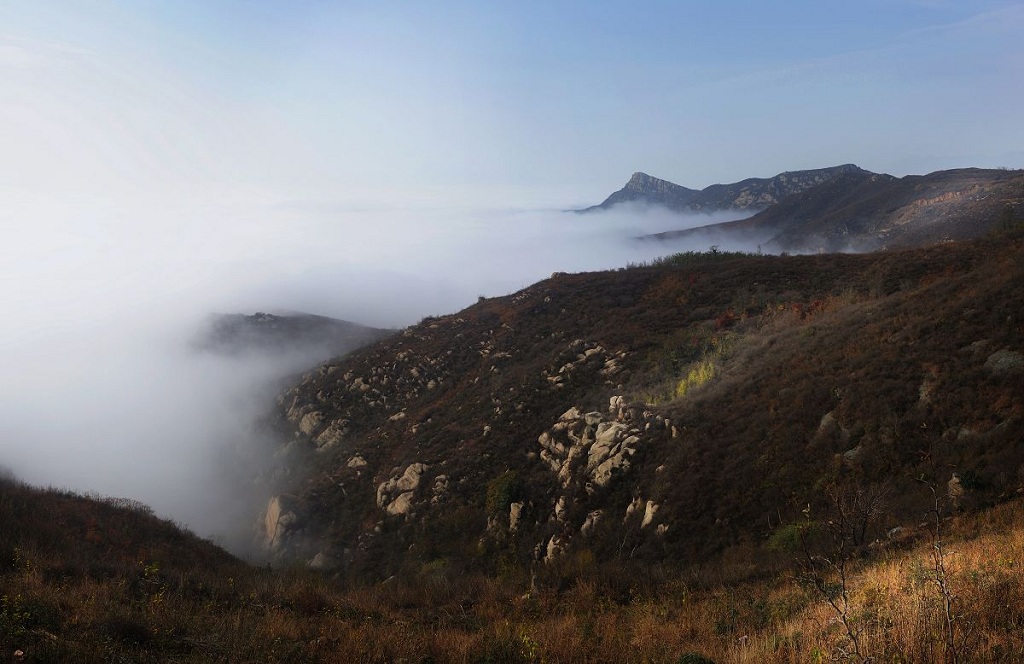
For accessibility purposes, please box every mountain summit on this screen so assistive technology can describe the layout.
[580,164,871,213]
[644,166,1024,252]
[591,172,700,211]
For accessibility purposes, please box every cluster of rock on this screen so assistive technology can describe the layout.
[277,340,455,453]
[542,339,628,389]
[256,293,685,572]
[375,462,430,516]
[532,396,674,563]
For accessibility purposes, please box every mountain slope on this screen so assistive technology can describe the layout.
[648,167,1024,252]
[260,233,1024,582]
[582,171,700,211]
[579,164,870,213]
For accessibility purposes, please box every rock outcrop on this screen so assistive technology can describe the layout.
[538,397,662,493]
[376,463,429,517]
[262,495,301,554]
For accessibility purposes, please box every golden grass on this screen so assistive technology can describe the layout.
[4,523,1023,662]
[3,476,1024,662]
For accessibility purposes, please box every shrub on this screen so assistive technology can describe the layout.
[486,471,520,518]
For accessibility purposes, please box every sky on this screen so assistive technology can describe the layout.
[1,1,1022,204]
[1,1,1022,543]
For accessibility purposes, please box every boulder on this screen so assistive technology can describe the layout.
[581,510,604,537]
[397,463,428,491]
[314,419,348,450]
[376,462,429,510]
[509,501,524,532]
[624,496,644,522]
[544,535,565,564]
[985,349,1024,375]
[641,501,660,528]
[386,491,414,516]
[299,411,324,436]
[431,475,450,504]
[553,496,567,522]
[587,424,640,488]
[308,551,334,570]
[558,445,584,487]
[559,407,582,422]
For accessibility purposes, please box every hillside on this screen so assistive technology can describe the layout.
[5,231,1024,662]
[192,311,393,358]
[5,474,1024,661]
[578,164,869,213]
[646,167,1024,252]
[259,231,1024,590]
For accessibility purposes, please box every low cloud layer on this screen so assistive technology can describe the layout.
[0,191,752,548]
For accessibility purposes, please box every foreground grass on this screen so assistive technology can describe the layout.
[2,478,1023,662]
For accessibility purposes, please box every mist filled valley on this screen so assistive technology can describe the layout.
[4,2,1024,662]
[0,193,753,543]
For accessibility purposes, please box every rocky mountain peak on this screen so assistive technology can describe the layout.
[625,171,674,192]
[580,163,879,214]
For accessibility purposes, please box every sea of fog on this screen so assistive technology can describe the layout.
[0,190,753,546]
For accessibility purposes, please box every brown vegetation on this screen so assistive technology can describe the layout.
[3,477,1024,661]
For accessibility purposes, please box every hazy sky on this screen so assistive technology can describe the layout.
[2,1,1022,204]
[1,2,1022,537]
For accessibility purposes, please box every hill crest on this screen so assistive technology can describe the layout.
[579,163,871,213]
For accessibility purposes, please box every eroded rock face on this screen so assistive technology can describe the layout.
[588,424,640,489]
[263,495,300,553]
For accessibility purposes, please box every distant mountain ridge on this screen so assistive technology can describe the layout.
[193,311,393,358]
[579,164,870,213]
[644,167,1024,252]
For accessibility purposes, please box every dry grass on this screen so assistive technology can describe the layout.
[3,475,1024,662]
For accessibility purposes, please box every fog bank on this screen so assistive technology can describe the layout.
[0,190,752,544]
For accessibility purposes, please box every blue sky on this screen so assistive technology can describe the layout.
[2,1,1022,205]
